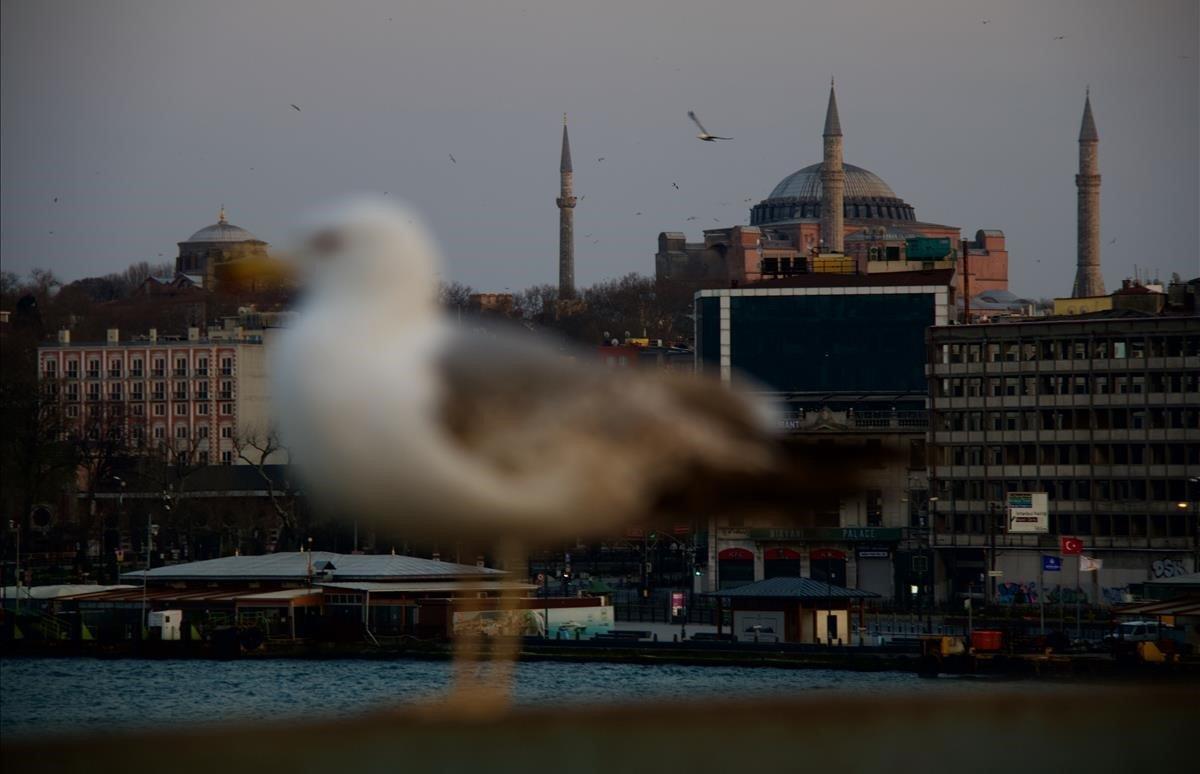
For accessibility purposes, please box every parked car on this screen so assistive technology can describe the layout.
[1102,620,1178,644]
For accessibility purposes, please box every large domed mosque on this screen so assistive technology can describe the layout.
[655,83,1008,298]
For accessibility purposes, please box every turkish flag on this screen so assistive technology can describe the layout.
[1061,536,1084,555]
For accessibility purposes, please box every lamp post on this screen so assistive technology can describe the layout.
[1187,478,1200,574]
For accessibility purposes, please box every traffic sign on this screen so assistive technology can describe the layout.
[1042,555,1062,572]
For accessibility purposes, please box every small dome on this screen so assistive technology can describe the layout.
[768,162,898,200]
[182,208,262,244]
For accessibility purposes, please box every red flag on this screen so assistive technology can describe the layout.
[1061,536,1083,555]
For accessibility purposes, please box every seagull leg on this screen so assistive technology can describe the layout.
[483,535,527,705]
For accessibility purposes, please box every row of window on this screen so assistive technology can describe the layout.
[935,372,1199,398]
[935,407,1200,432]
[937,477,1193,502]
[938,334,1199,364]
[938,442,1199,467]
[53,382,236,401]
[43,356,235,378]
[936,511,1193,539]
[64,402,234,418]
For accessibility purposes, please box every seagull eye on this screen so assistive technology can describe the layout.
[309,229,343,258]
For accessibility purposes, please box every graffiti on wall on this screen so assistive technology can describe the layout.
[995,582,1131,605]
[1151,558,1186,579]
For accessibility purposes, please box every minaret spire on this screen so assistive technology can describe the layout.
[557,115,577,299]
[1073,90,1104,297]
[218,204,227,223]
[819,80,845,253]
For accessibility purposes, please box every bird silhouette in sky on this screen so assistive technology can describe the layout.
[688,111,732,141]
[291,104,301,111]
[672,182,679,190]
[1054,35,1066,40]
[448,154,457,164]
[597,157,606,162]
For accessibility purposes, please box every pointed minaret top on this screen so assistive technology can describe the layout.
[560,116,573,173]
[218,204,227,223]
[823,81,842,137]
[1079,90,1098,142]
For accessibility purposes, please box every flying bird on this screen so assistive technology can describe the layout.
[686,216,697,221]
[672,182,679,190]
[291,104,301,111]
[1109,238,1117,244]
[274,199,881,705]
[53,197,58,203]
[635,211,642,216]
[688,111,732,141]
[1053,35,1066,40]
[448,154,457,164]
[597,157,606,162]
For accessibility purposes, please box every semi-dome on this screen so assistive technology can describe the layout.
[750,162,917,226]
[768,162,897,200]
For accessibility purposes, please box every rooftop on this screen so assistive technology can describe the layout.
[121,552,505,582]
[710,577,879,600]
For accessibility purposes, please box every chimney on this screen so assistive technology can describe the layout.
[187,327,200,342]
[57,329,71,344]
[149,328,158,343]
[106,328,119,344]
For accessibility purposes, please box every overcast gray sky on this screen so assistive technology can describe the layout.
[2,0,1197,297]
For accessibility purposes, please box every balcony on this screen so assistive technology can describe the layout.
[87,370,101,379]
[108,369,122,378]
[66,369,80,379]
[219,391,234,401]
[220,368,234,376]
[131,369,144,378]
[174,368,188,378]
[151,368,165,378]
[196,368,209,377]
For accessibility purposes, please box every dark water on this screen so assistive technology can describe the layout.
[1,657,1020,739]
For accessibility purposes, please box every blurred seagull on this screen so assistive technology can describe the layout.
[291,104,301,111]
[274,199,880,705]
[688,111,732,141]
[597,157,606,162]
[1053,35,1066,40]
[672,182,679,190]
[448,154,457,164]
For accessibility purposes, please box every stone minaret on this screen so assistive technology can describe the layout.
[556,114,577,299]
[819,80,845,253]
[1073,89,1104,297]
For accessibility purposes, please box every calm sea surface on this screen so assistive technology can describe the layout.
[2,657,1027,739]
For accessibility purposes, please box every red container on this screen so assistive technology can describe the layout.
[972,630,1003,652]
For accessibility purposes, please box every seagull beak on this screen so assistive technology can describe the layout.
[220,253,300,289]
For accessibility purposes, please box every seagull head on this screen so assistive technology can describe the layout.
[292,197,441,315]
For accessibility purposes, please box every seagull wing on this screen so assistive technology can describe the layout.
[688,111,709,135]
[434,325,878,535]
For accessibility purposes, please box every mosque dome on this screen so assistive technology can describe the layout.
[768,163,897,200]
[181,208,264,244]
[750,162,917,226]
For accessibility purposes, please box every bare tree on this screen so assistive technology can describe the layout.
[235,425,302,551]
[438,281,474,312]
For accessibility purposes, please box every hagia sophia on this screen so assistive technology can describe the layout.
[653,83,1010,300]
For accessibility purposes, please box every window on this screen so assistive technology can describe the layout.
[109,383,123,400]
[221,357,234,376]
[866,490,882,527]
[220,381,233,400]
[175,403,188,416]
[66,383,79,401]
[67,405,79,418]
[197,403,209,415]
[221,425,233,439]
[196,357,209,377]
[132,404,144,417]
[174,383,188,400]
[131,358,143,377]
[153,425,165,439]
[221,403,233,416]
[66,360,79,378]
[199,451,210,465]
[132,383,144,400]
[109,359,122,377]
[87,384,100,401]
[176,425,189,438]
[152,383,166,401]
[154,404,165,417]
[44,359,58,376]
[152,359,165,377]
[197,383,209,400]
[221,450,233,465]
[175,357,188,377]
[197,426,208,439]
[909,439,926,471]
